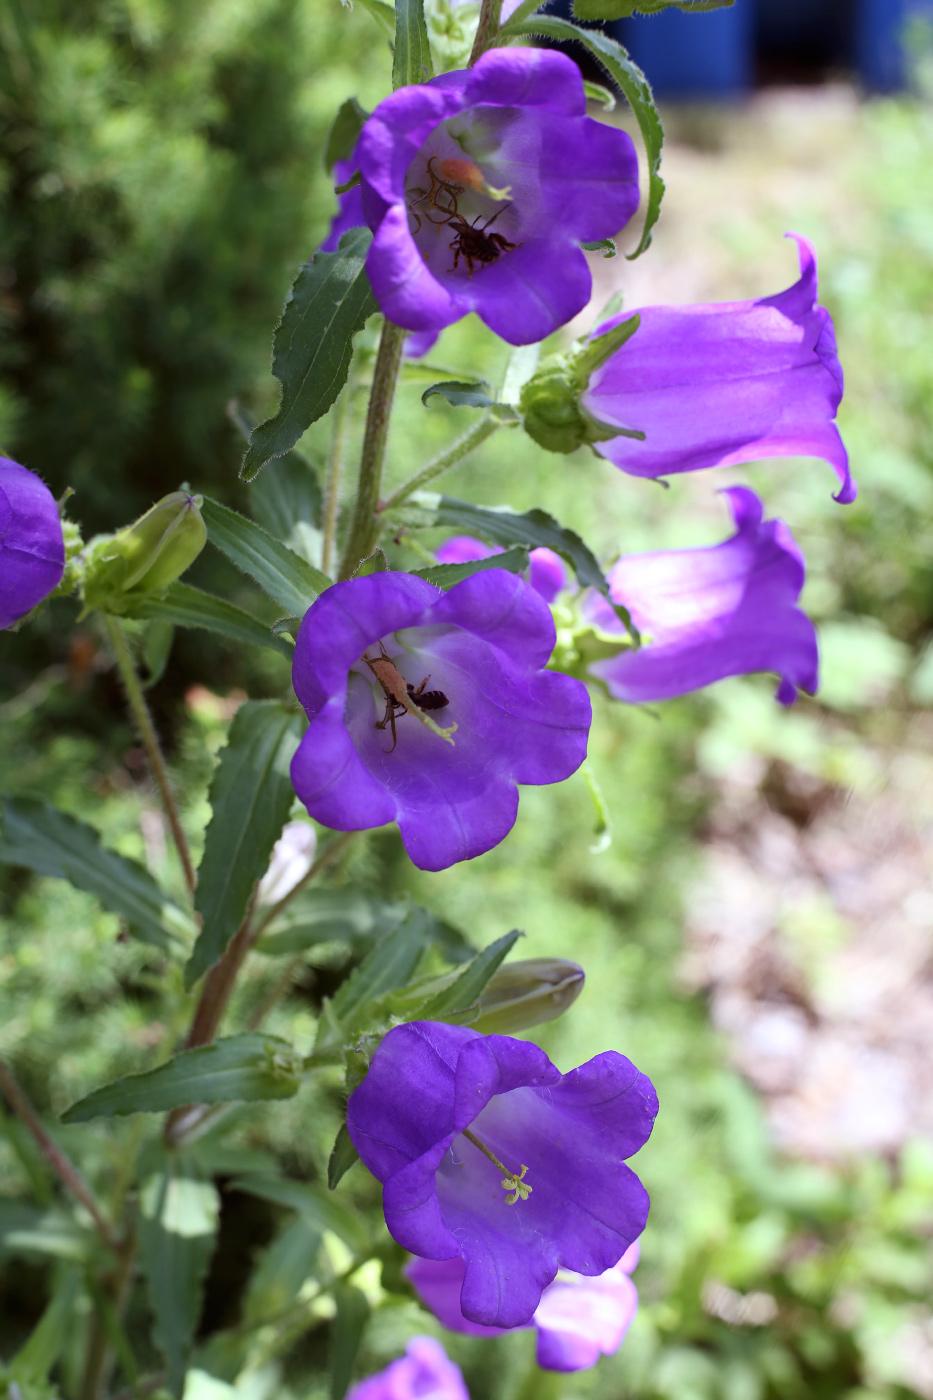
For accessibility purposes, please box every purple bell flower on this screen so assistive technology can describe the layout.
[347,1336,469,1400]
[435,536,567,604]
[346,1022,657,1329]
[356,48,639,345]
[406,1242,640,1372]
[581,234,854,503]
[0,458,65,630]
[289,571,590,872]
[586,486,818,706]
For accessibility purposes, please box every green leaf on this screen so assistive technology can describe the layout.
[138,1154,220,1398]
[499,17,664,257]
[248,447,323,566]
[328,1123,360,1191]
[317,908,435,1048]
[331,1283,370,1400]
[573,313,641,385]
[241,230,378,481]
[142,618,174,688]
[0,796,189,950]
[575,0,734,14]
[393,0,434,89]
[244,1217,322,1325]
[413,546,529,590]
[325,98,370,172]
[422,379,496,410]
[230,1175,369,1254]
[418,929,523,1020]
[62,1034,302,1123]
[581,238,617,259]
[350,548,390,578]
[583,78,616,109]
[8,1266,81,1386]
[398,492,637,639]
[259,889,406,955]
[135,581,293,657]
[353,0,396,40]
[201,497,329,615]
[187,702,303,988]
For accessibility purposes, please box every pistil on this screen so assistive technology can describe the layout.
[461,1126,533,1205]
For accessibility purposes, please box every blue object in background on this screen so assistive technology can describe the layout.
[856,0,933,89]
[613,3,754,98]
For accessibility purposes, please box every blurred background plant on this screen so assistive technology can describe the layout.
[2,2,933,1398]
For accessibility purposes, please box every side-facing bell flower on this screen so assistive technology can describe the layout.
[586,486,818,705]
[347,1022,657,1329]
[435,536,568,604]
[0,458,65,630]
[406,1244,640,1372]
[289,571,590,872]
[580,234,853,502]
[356,47,639,345]
[348,1336,468,1400]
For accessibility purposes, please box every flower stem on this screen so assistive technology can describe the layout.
[339,320,407,579]
[470,0,504,64]
[103,614,197,898]
[0,1058,120,1253]
[321,382,353,577]
[380,417,501,513]
[184,890,260,1052]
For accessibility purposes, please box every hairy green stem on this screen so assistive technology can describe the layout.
[469,0,504,63]
[0,1058,120,1253]
[103,614,197,898]
[339,320,406,579]
[380,417,501,513]
[321,382,353,577]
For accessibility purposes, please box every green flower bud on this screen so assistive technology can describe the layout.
[470,957,585,1035]
[83,490,206,615]
[519,313,645,456]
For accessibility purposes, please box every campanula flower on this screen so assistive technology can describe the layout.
[406,1242,640,1372]
[0,458,65,630]
[289,571,590,871]
[581,234,854,502]
[586,486,818,705]
[347,1336,468,1400]
[435,536,567,604]
[356,47,639,344]
[347,1022,657,1328]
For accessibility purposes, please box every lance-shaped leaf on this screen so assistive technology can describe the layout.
[413,546,529,590]
[397,492,638,638]
[229,1175,369,1254]
[0,796,191,949]
[332,1283,370,1400]
[575,0,734,14]
[249,450,323,567]
[328,1123,360,1191]
[241,229,377,481]
[61,1034,303,1123]
[393,0,434,89]
[200,497,330,615]
[138,1153,220,1399]
[187,702,303,988]
[136,582,293,657]
[315,908,435,1050]
[501,16,664,257]
[260,890,473,962]
[417,929,522,1021]
[422,380,496,410]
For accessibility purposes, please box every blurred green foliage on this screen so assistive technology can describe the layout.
[2,3,933,1399]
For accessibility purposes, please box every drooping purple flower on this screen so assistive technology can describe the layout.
[347,1022,657,1329]
[347,1336,469,1400]
[406,1242,640,1372]
[289,571,590,872]
[435,536,568,604]
[0,458,65,630]
[356,48,639,345]
[586,486,818,705]
[581,234,854,503]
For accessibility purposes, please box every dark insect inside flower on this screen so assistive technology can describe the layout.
[407,156,465,234]
[407,680,450,712]
[361,641,449,753]
[447,206,519,277]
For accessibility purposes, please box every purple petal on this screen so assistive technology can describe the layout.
[319,158,366,253]
[0,458,65,630]
[528,548,567,603]
[583,234,854,503]
[348,1023,657,1329]
[406,1256,512,1339]
[435,537,499,567]
[347,1336,469,1400]
[589,486,819,704]
[534,1264,638,1372]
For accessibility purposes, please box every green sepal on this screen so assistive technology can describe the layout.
[519,314,644,455]
[82,491,207,615]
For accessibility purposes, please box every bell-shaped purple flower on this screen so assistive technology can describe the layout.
[289,571,590,872]
[586,486,818,705]
[356,48,639,345]
[435,536,567,604]
[0,458,65,630]
[581,234,854,503]
[348,1336,469,1400]
[347,1022,657,1329]
[406,1243,640,1372]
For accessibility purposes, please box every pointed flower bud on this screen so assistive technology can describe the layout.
[470,957,585,1035]
[83,490,206,614]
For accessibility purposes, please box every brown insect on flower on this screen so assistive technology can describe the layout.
[361,642,449,753]
[447,205,520,277]
[406,157,465,235]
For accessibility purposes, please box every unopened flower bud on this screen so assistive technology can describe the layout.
[257,821,318,906]
[519,315,644,456]
[471,957,585,1035]
[83,490,206,615]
